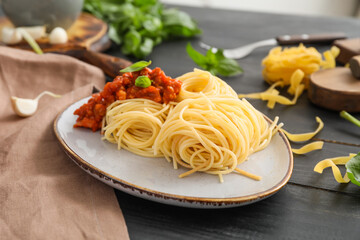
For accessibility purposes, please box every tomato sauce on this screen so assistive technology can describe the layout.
[73,67,182,131]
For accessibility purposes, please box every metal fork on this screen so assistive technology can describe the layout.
[199,39,277,59]
[199,33,346,59]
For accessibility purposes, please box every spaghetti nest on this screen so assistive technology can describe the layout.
[153,95,279,181]
[102,69,280,181]
[177,68,238,100]
[102,99,174,157]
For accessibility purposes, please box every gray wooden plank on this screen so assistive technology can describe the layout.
[116,183,360,240]
[289,141,360,195]
[248,94,360,147]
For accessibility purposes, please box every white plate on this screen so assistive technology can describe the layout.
[54,97,293,209]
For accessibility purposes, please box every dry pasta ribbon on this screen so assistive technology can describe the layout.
[283,117,324,142]
[291,141,324,154]
[239,70,305,109]
[321,46,340,69]
[314,154,356,183]
[288,69,305,95]
[281,117,324,154]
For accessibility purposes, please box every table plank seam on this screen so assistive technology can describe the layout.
[287,182,360,197]
[313,138,360,147]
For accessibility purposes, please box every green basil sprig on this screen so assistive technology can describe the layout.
[83,0,201,58]
[339,111,360,187]
[120,60,152,73]
[346,152,360,187]
[186,43,243,77]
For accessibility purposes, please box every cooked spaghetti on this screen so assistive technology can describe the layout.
[153,94,280,182]
[177,68,238,100]
[102,99,174,157]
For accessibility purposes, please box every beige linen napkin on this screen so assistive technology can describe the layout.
[0,47,129,240]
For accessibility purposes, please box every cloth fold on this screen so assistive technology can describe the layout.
[0,47,129,240]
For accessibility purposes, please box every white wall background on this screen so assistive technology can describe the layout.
[161,0,360,17]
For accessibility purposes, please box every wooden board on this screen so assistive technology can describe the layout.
[0,13,132,78]
[308,67,360,112]
[0,12,111,52]
[333,38,360,64]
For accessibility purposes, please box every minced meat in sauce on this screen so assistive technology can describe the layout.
[73,67,182,131]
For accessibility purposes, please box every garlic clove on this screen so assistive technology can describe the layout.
[10,91,62,117]
[17,26,46,40]
[1,25,46,45]
[1,27,22,44]
[49,27,68,44]
[11,97,38,117]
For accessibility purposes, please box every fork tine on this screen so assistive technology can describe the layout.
[199,42,211,50]
[199,42,218,53]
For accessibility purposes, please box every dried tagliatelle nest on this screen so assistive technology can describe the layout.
[237,44,336,155]
[238,43,340,109]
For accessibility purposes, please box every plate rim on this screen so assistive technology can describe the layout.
[54,97,294,206]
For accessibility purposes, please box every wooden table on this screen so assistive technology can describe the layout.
[107,6,360,239]
[2,5,359,239]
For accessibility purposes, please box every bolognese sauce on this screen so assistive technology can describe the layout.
[73,67,182,131]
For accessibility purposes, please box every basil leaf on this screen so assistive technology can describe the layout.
[216,58,243,77]
[120,60,152,73]
[134,0,157,7]
[142,15,162,35]
[162,8,201,37]
[108,24,121,44]
[205,49,218,66]
[135,38,154,59]
[186,42,243,77]
[345,152,360,187]
[135,76,152,88]
[186,43,208,69]
[122,30,141,55]
[120,3,137,18]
